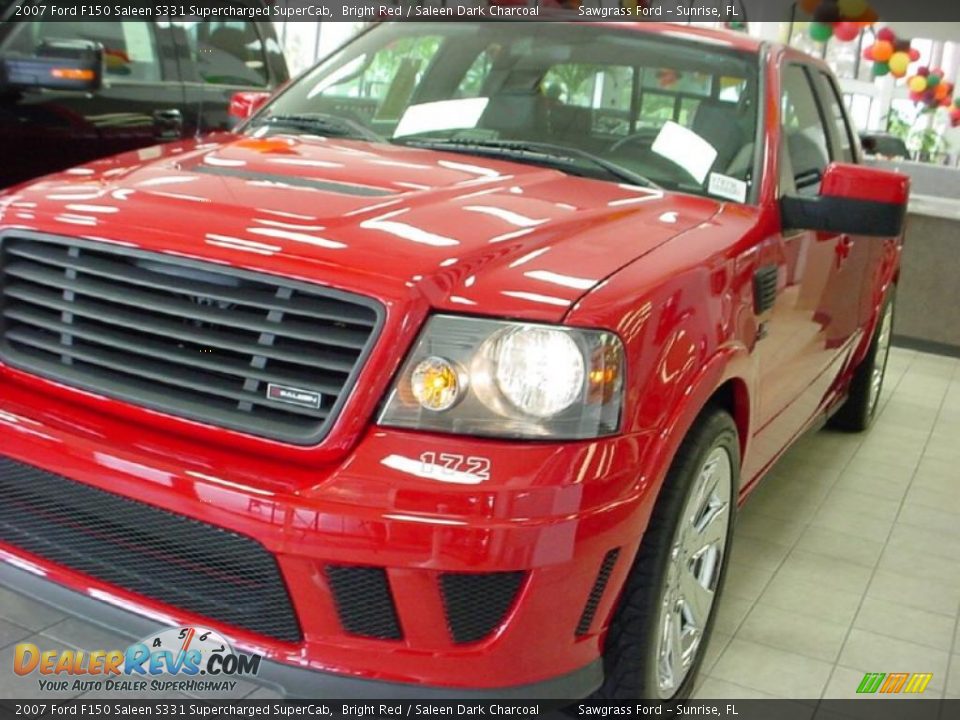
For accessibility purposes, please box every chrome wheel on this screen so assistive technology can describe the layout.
[655,446,733,699]
[867,301,893,417]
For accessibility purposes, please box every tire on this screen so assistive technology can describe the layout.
[596,407,740,700]
[829,290,895,432]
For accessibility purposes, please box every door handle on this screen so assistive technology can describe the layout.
[152,109,183,140]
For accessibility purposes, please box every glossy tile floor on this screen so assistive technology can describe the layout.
[0,347,957,701]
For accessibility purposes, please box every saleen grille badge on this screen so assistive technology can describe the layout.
[266,384,322,409]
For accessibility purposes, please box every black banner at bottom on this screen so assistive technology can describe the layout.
[1,700,958,720]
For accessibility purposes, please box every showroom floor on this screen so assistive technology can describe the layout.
[0,347,958,702]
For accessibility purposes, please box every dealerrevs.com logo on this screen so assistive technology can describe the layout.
[14,626,261,694]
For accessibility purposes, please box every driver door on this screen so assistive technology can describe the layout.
[747,61,868,478]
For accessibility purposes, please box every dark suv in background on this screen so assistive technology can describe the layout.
[0,1,289,187]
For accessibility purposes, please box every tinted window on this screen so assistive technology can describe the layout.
[781,65,831,195]
[175,20,268,86]
[1,21,161,82]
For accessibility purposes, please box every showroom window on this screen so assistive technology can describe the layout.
[456,46,497,98]
[0,21,161,82]
[175,20,269,86]
[306,35,443,122]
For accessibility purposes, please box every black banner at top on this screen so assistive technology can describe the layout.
[2,0,960,23]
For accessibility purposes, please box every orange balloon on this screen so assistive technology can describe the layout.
[934,83,949,100]
[799,0,821,14]
[872,40,894,62]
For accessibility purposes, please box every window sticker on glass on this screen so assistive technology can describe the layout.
[708,173,748,203]
[393,98,490,138]
[651,121,718,184]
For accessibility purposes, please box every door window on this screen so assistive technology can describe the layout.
[1,21,161,82]
[174,21,268,87]
[781,65,831,195]
[819,72,855,163]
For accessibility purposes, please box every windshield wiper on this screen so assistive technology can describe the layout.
[397,137,660,189]
[251,113,383,143]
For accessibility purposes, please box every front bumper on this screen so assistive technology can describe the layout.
[0,376,659,697]
[0,561,602,699]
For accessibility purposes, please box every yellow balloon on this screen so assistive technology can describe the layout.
[888,52,910,76]
[908,76,927,93]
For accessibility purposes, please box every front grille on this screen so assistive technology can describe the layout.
[326,565,402,640]
[0,232,381,444]
[439,572,526,644]
[0,456,302,643]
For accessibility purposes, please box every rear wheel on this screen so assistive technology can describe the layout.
[830,291,895,432]
[597,408,739,700]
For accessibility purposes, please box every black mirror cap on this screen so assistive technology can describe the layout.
[1,39,103,93]
[780,194,907,238]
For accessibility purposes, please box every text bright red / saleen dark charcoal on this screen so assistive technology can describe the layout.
[0,22,907,699]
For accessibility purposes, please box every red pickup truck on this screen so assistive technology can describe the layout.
[0,22,907,699]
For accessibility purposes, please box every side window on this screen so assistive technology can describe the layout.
[1,21,161,82]
[819,72,855,163]
[781,64,831,195]
[175,21,268,87]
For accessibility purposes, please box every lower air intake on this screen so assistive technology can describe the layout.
[439,571,526,644]
[0,457,302,643]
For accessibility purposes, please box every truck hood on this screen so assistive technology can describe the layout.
[2,134,721,322]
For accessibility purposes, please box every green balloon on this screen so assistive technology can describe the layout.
[809,22,834,42]
[927,74,941,87]
[873,62,890,76]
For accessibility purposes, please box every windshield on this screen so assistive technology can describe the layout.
[247,23,760,203]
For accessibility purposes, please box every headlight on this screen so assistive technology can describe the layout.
[379,315,624,439]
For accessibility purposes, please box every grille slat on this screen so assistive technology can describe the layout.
[4,284,357,373]
[5,262,371,350]
[5,330,331,419]
[0,233,381,443]
[6,242,377,327]
[0,456,302,643]
[4,310,344,396]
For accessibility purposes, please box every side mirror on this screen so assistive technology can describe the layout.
[1,39,103,92]
[780,162,909,237]
[229,91,272,123]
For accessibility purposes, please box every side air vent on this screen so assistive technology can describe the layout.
[576,549,621,637]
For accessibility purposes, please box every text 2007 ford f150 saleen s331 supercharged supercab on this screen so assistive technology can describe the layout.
[0,22,907,699]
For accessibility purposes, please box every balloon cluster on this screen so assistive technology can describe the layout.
[907,67,955,112]
[863,27,919,78]
[801,0,878,43]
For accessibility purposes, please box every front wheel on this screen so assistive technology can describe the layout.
[830,291,895,432]
[597,408,739,700]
